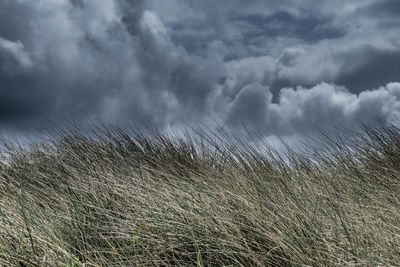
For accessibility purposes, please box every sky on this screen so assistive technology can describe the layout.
[1,0,400,142]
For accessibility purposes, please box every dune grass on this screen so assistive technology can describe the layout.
[0,123,400,266]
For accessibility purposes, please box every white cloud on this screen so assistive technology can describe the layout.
[218,82,400,136]
[140,11,169,44]
[0,37,33,71]
[222,56,275,100]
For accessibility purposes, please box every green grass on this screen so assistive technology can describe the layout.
[1,123,400,266]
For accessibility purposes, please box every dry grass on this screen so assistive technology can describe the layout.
[0,123,400,266]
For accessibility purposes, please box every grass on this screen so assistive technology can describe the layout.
[0,123,400,266]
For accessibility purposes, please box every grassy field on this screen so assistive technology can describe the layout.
[1,123,400,266]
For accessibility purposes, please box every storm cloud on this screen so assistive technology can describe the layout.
[0,0,399,139]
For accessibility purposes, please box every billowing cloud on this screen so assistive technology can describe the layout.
[0,37,33,72]
[0,0,399,140]
[220,82,400,136]
[0,0,221,129]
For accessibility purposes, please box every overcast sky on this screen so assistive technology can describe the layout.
[1,0,400,140]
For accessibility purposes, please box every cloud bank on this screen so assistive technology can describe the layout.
[0,0,399,139]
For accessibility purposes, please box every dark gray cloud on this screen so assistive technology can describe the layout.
[0,0,399,140]
[266,45,400,96]
[0,0,221,130]
[337,46,400,92]
[357,0,400,18]
[233,11,345,43]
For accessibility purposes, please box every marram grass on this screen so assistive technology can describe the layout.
[0,124,400,266]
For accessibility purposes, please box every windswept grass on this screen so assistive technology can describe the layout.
[0,124,400,266]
